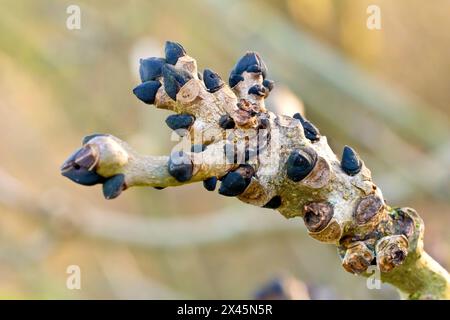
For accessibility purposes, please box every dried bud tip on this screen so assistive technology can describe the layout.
[303,202,334,232]
[376,235,409,273]
[342,242,375,274]
[354,194,384,225]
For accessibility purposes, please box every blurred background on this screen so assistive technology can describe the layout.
[0,0,449,299]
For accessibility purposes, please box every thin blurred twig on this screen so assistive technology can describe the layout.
[0,168,301,249]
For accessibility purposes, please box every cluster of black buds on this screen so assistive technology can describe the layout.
[133,42,278,200]
[133,41,191,103]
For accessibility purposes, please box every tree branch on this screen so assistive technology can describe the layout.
[60,41,450,299]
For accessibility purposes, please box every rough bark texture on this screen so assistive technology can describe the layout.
[61,41,450,299]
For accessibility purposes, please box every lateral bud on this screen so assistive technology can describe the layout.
[376,235,409,273]
[342,241,375,274]
[354,194,385,226]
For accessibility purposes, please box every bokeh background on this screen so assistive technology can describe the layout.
[0,0,449,299]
